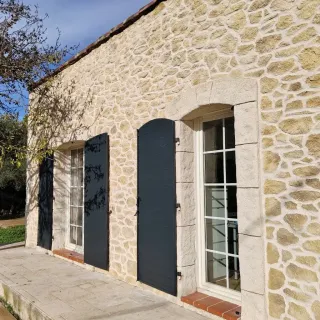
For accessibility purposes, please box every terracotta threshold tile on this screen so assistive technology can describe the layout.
[208,301,239,318]
[53,249,84,264]
[181,292,208,305]
[194,296,223,311]
[223,306,241,320]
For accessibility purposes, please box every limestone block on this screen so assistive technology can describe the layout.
[53,188,68,210]
[176,182,196,226]
[195,82,213,107]
[177,264,197,298]
[176,152,194,183]
[234,102,258,145]
[264,179,286,194]
[175,121,194,153]
[236,144,259,188]
[299,47,320,70]
[177,225,196,267]
[277,228,299,246]
[268,268,285,290]
[303,240,320,254]
[265,197,281,216]
[239,235,264,294]
[306,134,320,157]
[288,302,312,320]
[241,290,266,320]
[284,214,308,232]
[237,188,262,236]
[286,263,318,282]
[290,190,320,202]
[166,86,197,121]
[263,151,280,173]
[209,77,258,106]
[267,243,280,264]
[269,293,286,319]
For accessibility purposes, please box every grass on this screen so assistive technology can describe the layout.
[0,225,25,245]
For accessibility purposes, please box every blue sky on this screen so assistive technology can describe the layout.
[8,0,151,117]
[24,0,151,51]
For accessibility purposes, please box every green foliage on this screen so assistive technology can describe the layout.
[0,114,27,191]
[0,225,25,244]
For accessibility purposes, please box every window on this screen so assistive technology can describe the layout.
[69,148,84,249]
[200,116,240,295]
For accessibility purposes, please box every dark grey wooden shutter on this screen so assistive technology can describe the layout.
[84,133,109,270]
[38,153,54,250]
[137,119,177,296]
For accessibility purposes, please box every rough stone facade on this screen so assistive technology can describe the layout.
[26,0,320,319]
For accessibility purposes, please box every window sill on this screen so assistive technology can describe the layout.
[53,248,84,264]
[181,292,241,320]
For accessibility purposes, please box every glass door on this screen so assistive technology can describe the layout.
[201,116,241,295]
[67,148,84,252]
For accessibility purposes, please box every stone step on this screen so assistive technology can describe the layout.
[0,283,52,320]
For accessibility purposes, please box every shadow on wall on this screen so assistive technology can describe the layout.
[25,75,103,242]
[84,134,108,218]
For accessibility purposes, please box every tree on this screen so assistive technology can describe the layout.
[0,0,75,114]
[0,0,83,166]
[0,114,26,189]
[0,114,26,217]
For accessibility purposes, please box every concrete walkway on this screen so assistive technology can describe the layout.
[0,247,208,320]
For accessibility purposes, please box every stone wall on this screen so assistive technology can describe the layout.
[27,0,320,318]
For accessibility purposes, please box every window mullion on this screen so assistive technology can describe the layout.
[222,118,229,290]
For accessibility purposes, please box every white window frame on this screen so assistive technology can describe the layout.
[195,109,241,303]
[66,147,85,254]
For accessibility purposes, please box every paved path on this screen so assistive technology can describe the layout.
[0,247,208,320]
[0,303,16,320]
[0,217,25,228]
[0,241,25,250]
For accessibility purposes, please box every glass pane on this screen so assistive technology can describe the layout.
[78,188,83,206]
[226,151,237,183]
[228,256,241,292]
[205,187,225,218]
[71,169,78,186]
[78,149,83,167]
[206,219,226,253]
[70,207,78,225]
[78,168,83,187]
[226,186,237,219]
[204,120,223,151]
[70,226,77,244]
[228,221,239,255]
[77,207,83,226]
[207,251,227,287]
[205,153,224,183]
[77,227,83,246]
[225,117,235,149]
[70,188,78,206]
[71,150,78,167]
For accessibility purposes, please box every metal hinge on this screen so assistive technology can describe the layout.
[176,203,181,210]
[177,271,182,278]
[175,137,180,145]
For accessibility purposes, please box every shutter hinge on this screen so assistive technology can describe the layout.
[176,203,181,210]
[177,271,182,279]
[175,138,180,145]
